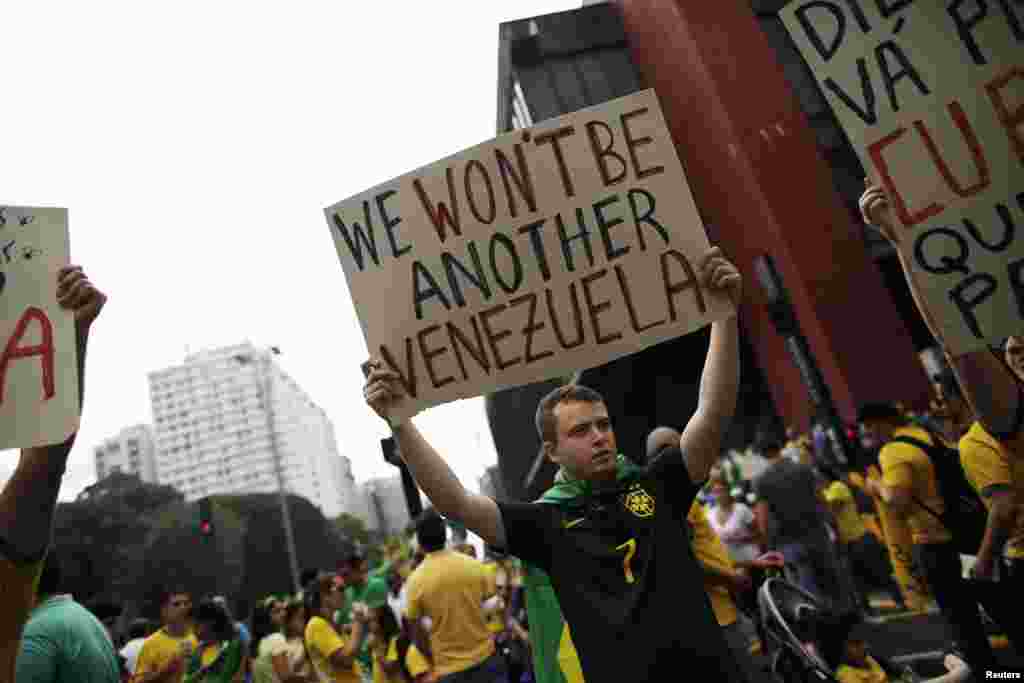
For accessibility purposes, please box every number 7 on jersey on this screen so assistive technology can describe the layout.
[616,538,637,583]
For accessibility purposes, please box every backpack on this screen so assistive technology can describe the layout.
[889,431,988,555]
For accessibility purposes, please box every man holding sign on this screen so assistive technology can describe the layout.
[361,246,748,682]
[0,262,106,681]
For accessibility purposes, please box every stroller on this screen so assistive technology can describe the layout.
[755,576,970,683]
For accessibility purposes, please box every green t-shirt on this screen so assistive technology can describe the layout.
[336,576,390,671]
[16,596,121,683]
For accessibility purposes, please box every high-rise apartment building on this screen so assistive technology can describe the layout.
[362,476,410,536]
[93,424,158,483]
[333,455,376,525]
[147,342,348,518]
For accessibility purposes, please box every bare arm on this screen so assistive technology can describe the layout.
[364,369,505,549]
[973,490,1016,579]
[682,249,742,485]
[0,266,105,560]
[406,618,434,668]
[327,620,365,670]
[860,183,1021,438]
[753,501,771,545]
[271,652,311,683]
[874,481,912,514]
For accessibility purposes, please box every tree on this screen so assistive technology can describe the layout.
[52,473,184,606]
[333,513,370,546]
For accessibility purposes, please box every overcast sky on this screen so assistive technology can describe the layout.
[1,0,580,502]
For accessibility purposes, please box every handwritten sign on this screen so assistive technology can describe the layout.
[325,90,731,419]
[780,1,1023,354]
[0,206,78,449]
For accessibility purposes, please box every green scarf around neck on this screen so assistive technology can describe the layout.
[537,453,643,508]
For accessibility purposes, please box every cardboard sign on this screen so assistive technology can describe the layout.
[0,206,78,449]
[326,89,732,419]
[780,1,1023,353]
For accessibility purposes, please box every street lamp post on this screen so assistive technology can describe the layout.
[235,347,302,594]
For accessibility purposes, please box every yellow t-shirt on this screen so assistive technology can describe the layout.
[824,480,868,544]
[404,549,496,677]
[835,655,888,683]
[960,421,1024,559]
[0,553,44,683]
[372,635,430,683]
[133,628,200,683]
[557,623,585,683]
[879,426,952,545]
[687,502,738,627]
[305,615,361,683]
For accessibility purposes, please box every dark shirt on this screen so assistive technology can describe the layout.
[497,448,748,683]
[753,459,829,547]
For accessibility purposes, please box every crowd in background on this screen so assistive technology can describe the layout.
[75,341,1018,683]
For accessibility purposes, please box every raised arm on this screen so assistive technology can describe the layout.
[363,364,505,549]
[681,248,742,485]
[859,182,1022,440]
[0,265,106,560]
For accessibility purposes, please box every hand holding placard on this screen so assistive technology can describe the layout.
[57,266,107,334]
[700,247,742,309]
[362,359,409,429]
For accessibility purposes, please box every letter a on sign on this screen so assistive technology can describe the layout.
[0,206,79,449]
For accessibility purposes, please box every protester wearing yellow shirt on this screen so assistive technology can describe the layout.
[860,403,996,673]
[132,590,198,683]
[367,606,432,683]
[686,502,764,681]
[834,634,889,683]
[822,476,905,612]
[305,574,365,683]
[855,465,931,610]
[959,420,1024,651]
[404,509,507,682]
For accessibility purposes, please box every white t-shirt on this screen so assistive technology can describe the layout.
[708,503,759,564]
[258,632,288,659]
[119,637,146,674]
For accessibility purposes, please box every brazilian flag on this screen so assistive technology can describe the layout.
[523,455,642,683]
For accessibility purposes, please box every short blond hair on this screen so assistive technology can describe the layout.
[534,384,606,444]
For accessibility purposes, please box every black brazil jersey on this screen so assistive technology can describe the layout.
[497,447,749,683]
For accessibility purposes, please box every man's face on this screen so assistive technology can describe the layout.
[162,594,192,626]
[546,400,618,481]
[270,601,286,628]
[326,578,347,610]
[1006,337,1024,382]
[345,560,367,587]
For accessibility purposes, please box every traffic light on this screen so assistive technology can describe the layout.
[198,497,215,538]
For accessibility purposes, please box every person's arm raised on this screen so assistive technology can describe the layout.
[859,181,1022,440]
[362,364,506,549]
[0,266,106,560]
[681,248,742,486]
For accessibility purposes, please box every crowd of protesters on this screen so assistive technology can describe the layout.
[5,178,1024,683]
